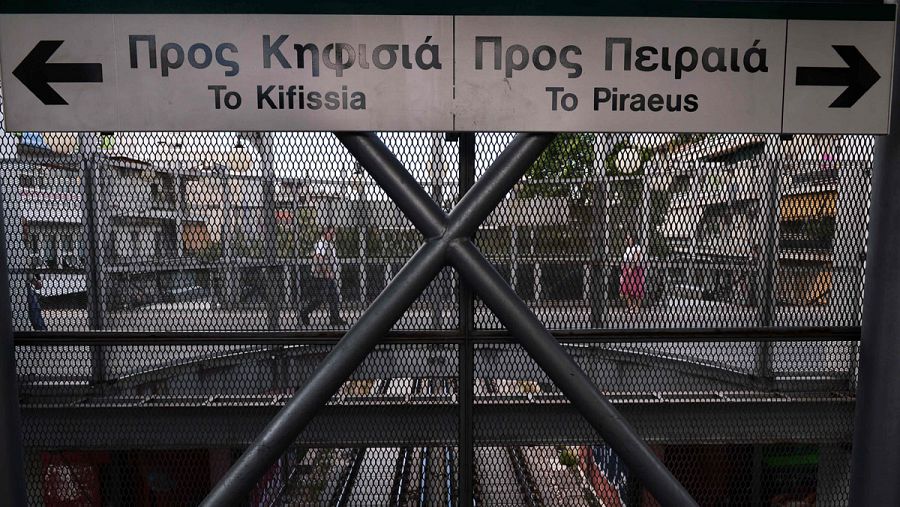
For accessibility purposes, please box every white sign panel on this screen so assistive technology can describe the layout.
[0,14,894,133]
[0,14,454,131]
[783,20,895,134]
[454,17,787,133]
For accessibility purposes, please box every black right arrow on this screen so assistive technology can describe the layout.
[796,45,880,108]
[12,40,103,105]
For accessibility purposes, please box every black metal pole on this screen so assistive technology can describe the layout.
[0,186,28,506]
[81,153,106,386]
[849,16,900,507]
[81,154,103,330]
[448,239,697,506]
[589,160,608,329]
[755,151,780,385]
[200,239,447,507]
[457,132,476,505]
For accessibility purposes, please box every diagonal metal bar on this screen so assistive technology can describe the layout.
[338,132,557,240]
[341,132,694,504]
[337,132,447,238]
[200,239,446,507]
[444,133,556,239]
[204,131,695,506]
[447,239,698,506]
[202,133,556,506]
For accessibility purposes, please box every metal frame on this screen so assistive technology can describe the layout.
[14,326,861,345]
[457,132,476,504]
[200,133,697,506]
[849,16,900,507]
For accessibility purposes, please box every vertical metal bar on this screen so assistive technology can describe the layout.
[357,177,368,305]
[850,17,900,507]
[590,134,609,329]
[457,132,476,505]
[429,133,446,329]
[221,167,236,307]
[756,150,781,383]
[447,240,697,506]
[81,152,106,385]
[82,154,103,330]
[589,140,608,328]
[689,163,700,288]
[832,144,870,391]
[251,134,281,331]
[0,182,28,507]
[760,155,781,327]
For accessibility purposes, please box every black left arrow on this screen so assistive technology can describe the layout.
[795,45,880,108]
[12,40,103,105]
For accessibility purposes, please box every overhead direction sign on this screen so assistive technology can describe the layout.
[0,13,894,133]
[0,15,454,131]
[454,16,788,133]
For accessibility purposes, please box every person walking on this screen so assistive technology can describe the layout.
[27,273,47,330]
[620,234,646,313]
[300,226,346,326]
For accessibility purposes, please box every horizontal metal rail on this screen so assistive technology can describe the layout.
[13,326,860,346]
[19,397,855,448]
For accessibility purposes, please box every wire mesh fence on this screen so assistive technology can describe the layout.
[1,81,869,505]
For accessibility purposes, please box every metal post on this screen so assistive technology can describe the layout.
[590,134,609,328]
[220,166,238,308]
[760,149,781,327]
[832,139,869,388]
[80,137,104,331]
[80,145,106,386]
[457,132,476,505]
[755,146,781,383]
[429,133,446,329]
[247,133,281,331]
[0,184,28,507]
[849,17,900,507]
[356,172,368,305]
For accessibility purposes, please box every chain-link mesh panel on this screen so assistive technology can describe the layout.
[16,342,459,505]
[0,126,461,332]
[475,132,870,330]
[2,77,872,506]
[473,341,854,505]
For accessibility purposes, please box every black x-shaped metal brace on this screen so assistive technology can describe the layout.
[202,133,696,507]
